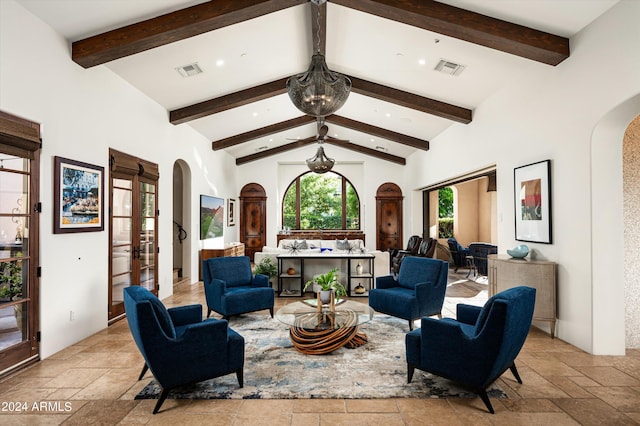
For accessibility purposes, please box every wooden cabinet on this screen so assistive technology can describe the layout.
[199,243,245,280]
[376,183,403,252]
[488,254,557,338]
[239,183,266,262]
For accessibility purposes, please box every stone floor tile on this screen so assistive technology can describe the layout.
[42,367,110,389]
[291,412,320,426]
[345,398,398,413]
[500,397,564,412]
[62,400,138,425]
[320,412,405,426]
[293,399,346,413]
[574,366,640,386]
[488,412,581,425]
[238,399,294,415]
[552,398,639,426]
[546,376,597,398]
[584,386,640,412]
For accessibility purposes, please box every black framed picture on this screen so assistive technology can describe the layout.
[53,156,104,234]
[514,159,552,244]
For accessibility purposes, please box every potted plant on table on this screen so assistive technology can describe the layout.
[304,268,347,304]
[254,256,278,286]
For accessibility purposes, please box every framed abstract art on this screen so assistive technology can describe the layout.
[514,160,552,243]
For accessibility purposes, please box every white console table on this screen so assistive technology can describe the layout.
[488,254,557,338]
[277,253,375,298]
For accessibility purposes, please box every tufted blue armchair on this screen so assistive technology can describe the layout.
[405,286,536,414]
[369,257,448,331]
[123,286,244,414]
[202,256,275,320]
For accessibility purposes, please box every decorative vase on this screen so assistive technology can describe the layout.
[287,267,296,275]
[356,263,363,275]
[320,290,332,304]
[354,283,365,294]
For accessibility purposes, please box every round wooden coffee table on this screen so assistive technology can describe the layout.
[275,300,374,355]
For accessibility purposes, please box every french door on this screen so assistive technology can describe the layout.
[0,111,40,374]
[108,149,158,322]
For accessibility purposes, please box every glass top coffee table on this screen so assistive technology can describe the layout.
[275,300,374,355]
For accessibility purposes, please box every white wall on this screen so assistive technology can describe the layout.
[0,1,238,358]
[404,0,640,353]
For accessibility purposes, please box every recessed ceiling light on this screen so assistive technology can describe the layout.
[175,62,202,78]
[385,113,391,118]
[252,112,258,117]
[216,59,225,67]
[418,59,426,66]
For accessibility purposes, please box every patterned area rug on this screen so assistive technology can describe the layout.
[135,311,506,401]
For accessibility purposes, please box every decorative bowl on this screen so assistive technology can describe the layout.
[507,244,529,258]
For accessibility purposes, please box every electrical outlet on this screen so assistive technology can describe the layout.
[70,310,75,321]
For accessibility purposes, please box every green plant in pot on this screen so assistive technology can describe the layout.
[254,257,278,284]
[304,268,347,303]
[0,260,23,301]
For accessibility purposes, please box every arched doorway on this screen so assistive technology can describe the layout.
[591,94,640,353]
[172,160,191,285]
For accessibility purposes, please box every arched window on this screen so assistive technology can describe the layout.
[282,171,360,230]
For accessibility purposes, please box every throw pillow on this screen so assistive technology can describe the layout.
[336,238,351,251]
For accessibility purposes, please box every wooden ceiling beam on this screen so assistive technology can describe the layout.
[326,114,429,150]
[236,139,316,165]
[324,139,406,164]
[72,0,307,68]
[213,114,427,151]
[236,138,405,165]
[172,76,470,125]
[349,76,472,124]
[331,0,569,65]
[170,78,289,125]
[213,116,315,150]
[311,1,326,55]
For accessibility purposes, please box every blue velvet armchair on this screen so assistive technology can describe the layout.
[123,286,244,414]
[202,256,275,320]
[369,257,448,330]
[405,286,536,414]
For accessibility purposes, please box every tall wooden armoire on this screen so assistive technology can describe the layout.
[239,183,266,262]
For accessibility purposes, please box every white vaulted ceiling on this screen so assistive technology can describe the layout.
[17,0,618,164]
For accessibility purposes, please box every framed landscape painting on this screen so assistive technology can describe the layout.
[514,160,552,244]
[53,156,104,233]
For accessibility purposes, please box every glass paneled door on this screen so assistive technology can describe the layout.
[0,151,39,373]
[108,150,158,322]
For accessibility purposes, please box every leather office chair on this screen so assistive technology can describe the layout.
[389,235,422,274]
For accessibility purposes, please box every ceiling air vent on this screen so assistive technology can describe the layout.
[175,62,203,78]
[434,59,465,76]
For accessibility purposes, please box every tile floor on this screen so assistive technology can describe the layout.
[0,273,639,425]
